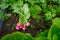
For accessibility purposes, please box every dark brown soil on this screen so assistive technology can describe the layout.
[0,15,17,38]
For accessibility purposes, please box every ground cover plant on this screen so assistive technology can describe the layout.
[0,0,60,40]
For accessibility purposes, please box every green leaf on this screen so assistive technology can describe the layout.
[30,5,42,19]
[48,18,60,40]
[0,3,9,9]
[44,11,52,21]
[1,32,33,40]
[51,0,60,4]
[36,30,49,37]
[35,37,48,40]
[12,32,27,40]
[25,33,33,40]
[23,4,29,15]
[18,3,30,24]
[53,33,60,40]
[1,34,12,40]
[52,18,60,27]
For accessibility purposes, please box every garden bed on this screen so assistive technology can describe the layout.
[0,0,60,40]
[0,12,60,39]
[0,13,50,38]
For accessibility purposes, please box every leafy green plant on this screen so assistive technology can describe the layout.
[0,13,11,20]
[0,9,11,20]
[35,29,49,40]
[44,5,57,21]
[1,32,34,40]
[50,0,60,5]
[53,5,60,13]
[36,29,49,37]
[35,37,48,40]
[25,33,35,40]
[0,0,10,9]
[44,11,56,21]
[30,5,42,22]
[25,0,40,5]
[53,33,60,40]
[48,18,60,40]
